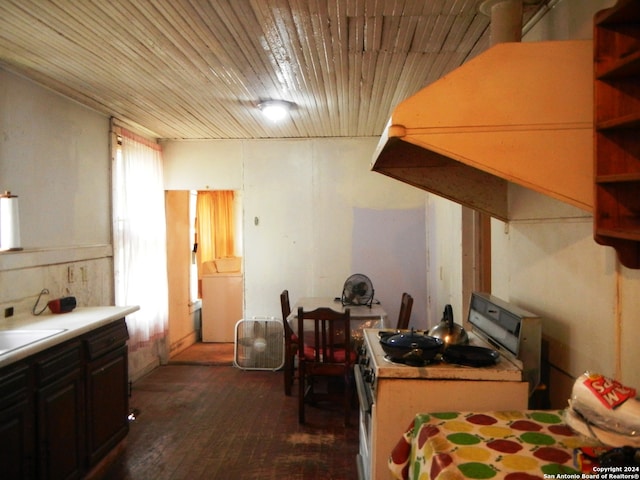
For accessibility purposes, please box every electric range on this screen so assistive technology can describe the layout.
[354,292,542,480]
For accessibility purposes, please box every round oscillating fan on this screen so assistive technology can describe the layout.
[341,274,375,307]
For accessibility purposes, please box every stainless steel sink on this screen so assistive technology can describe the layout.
[0,329,67,355]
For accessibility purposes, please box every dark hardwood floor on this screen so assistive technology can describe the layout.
[103,350,359,479]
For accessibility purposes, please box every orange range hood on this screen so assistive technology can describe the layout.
[371,40,593,221]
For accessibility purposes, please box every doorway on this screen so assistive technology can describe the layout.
[165,190,243,358]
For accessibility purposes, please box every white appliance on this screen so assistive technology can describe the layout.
[354,292,541,480]
[468,292,542,396]
[201,272,243,342]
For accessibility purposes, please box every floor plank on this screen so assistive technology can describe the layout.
[103,364,359,479]
[169,342,235,366]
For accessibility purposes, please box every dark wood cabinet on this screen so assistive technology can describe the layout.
[0,397,34,479]
[0,363,34,480]
[35,342,84,480]
[85,321,129,467]
[0,318,129,479]
[594,0,640,268]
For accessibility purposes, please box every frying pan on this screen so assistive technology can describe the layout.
[442,344,499,367]
[378,330,444,366]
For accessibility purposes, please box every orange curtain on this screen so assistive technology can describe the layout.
[195,191,235,277]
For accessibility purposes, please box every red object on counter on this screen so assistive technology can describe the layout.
[47,296,77,314]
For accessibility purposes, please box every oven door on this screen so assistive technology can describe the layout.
[354,364,373,413]
[354,364,373,480]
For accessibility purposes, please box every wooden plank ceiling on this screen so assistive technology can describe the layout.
[0,0,546,140]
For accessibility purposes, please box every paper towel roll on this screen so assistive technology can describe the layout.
[0,191,22,251]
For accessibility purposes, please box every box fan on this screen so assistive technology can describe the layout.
[233,317,285,370]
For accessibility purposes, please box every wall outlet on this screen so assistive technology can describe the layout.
[68,265,75,283]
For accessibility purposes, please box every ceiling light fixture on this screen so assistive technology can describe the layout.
[258,100,293,122]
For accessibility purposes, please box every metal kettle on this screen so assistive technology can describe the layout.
[428,304,469,346]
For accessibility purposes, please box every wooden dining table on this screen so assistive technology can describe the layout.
[287,296,388,344]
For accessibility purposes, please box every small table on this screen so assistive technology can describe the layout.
[389,410,603,480]
[287,296,388,344]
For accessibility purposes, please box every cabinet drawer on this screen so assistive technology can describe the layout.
[85,319,129,360]
[0,364,30,409]
[35,342,82,386]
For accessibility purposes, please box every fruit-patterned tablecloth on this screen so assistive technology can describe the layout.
[389,410,601,480]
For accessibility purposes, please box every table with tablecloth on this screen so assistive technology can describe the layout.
[286,296,388,345]
[389,410,604,480]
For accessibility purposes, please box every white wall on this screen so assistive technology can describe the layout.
[162,139,243,190]
[0,69,114,318]
[0,70,111,249]
[425,195,464,328]
[163,137,431,328]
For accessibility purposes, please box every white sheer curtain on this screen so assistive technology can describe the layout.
[112,128,168,356]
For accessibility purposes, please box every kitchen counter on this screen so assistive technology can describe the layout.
[0,305,139,368]
[0,305,138,478]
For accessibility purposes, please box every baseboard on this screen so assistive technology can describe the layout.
[168,331,198,357]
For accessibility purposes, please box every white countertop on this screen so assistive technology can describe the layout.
[0,305,139,368]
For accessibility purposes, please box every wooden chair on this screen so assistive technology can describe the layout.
[280,290,297,396]
[395,292,413,330]
[297,306,354,426]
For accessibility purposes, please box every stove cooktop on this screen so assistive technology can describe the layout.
[363,329,523,382]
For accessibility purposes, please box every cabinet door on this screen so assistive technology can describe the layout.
[37,371,84,480]
[0,397,33,479]
[85,345,129,467]
[35,342,84,480]
[0,363,33,479]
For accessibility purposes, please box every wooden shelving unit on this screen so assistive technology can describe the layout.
[594,0,640,268]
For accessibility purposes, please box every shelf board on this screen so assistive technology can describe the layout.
[596,172,640,183]
[596,112,640,129]
[0,244,113,271]
[596,227,640,242]
[596,50,640,79]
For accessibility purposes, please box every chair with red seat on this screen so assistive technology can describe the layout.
[395,292,413,330]
[280,290,297,396]
[297,306,354,426]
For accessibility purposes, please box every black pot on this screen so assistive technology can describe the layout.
[379,330,444,366]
